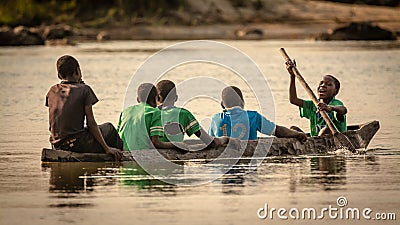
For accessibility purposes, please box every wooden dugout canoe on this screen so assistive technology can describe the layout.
[41,120,380,162]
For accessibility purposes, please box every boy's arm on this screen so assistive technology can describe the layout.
[317,103,347,121]
[194,128,227,148]
[330,105,347,115]
[151,135,193,152]
[287,61,303,107]
[275,125,307,142]
[333,105,347,121]
[289,75,304,107]
[150,135,176,149]
[84,105,123,160]
[186,112,226,148]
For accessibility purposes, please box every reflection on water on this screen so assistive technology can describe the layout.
[307,157,347,191]
[43,156,353,195]
[43,163,119,194]
[119,163,175,192]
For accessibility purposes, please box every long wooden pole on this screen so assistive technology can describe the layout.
[279,48,355,152]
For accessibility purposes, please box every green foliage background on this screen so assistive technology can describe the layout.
[0,0,398,27]
[0,0,186,27]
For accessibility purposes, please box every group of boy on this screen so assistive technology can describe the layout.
[46,55,347,161]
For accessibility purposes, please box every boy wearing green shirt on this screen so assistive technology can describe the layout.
[300,98,347,136]
[117,83,179,151]
[156,80,225,147]
[286,61,348,136]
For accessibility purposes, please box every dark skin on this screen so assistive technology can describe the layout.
[64,67,123,162]
[221,100,308,142]
[286,60,347,135]
[287,60,347,121]
[275,125,307,142]
[156,92,228,148]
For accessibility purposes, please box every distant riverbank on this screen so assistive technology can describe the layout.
[60,0,400,41]
[1,0,399,43]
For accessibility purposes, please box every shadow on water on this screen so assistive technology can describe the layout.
[297,154,378,192]
[304,156,347,191]
[42,157,346,195]
[227,155,379,194]
[42,161,178,195]
[41,153,381,198]
[42,162,120,194]
[119,162,177,193]
[41,159,251,195]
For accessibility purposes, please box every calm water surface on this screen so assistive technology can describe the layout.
[0,40,399,225]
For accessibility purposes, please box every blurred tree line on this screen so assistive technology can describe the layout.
[0,0,398,27]
[0,0,186,27]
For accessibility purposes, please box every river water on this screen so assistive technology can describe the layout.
[0,40,399,225]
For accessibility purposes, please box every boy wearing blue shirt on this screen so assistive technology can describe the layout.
[209,86,307,141]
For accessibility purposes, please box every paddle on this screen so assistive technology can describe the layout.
[279,48,356,152]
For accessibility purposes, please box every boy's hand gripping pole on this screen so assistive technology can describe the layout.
[279,48,356,152]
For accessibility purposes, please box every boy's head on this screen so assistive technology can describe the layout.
[137,83,158,107]
[221,86,244,109]
[156,80,178,105]
[318,75,341,100]
[56,55,81,80]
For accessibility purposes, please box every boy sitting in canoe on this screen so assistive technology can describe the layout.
[286,61,347,136]
[46,55,123,161]
[117,83,186,151]
[208,86,307,141]
[156,80,226,148]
